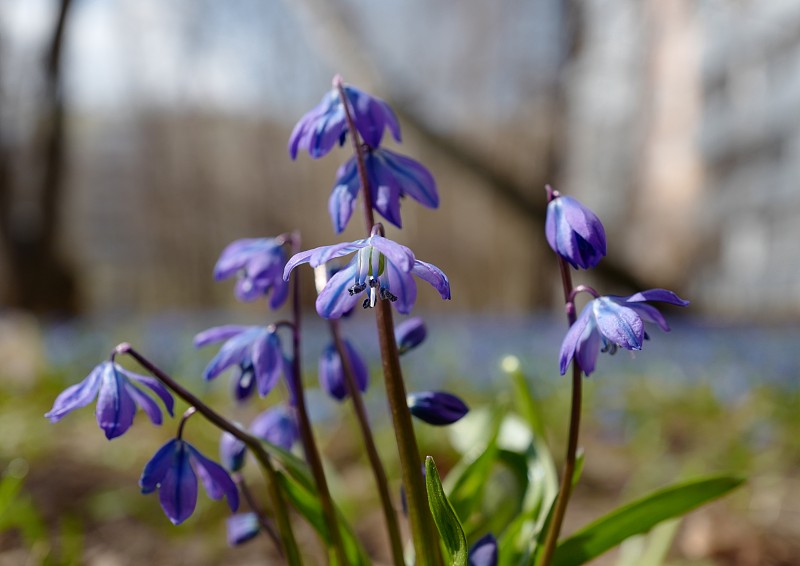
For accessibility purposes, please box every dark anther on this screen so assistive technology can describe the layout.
[362,297,372,309]
[380,288,397,302]
[368,277,379,288]
[349,283,366,296]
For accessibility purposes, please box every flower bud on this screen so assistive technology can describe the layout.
[226,513,261,546]
[407,391,469,425]
[545,191,607,270]
[318,340,369,401]
[395,317,427,355]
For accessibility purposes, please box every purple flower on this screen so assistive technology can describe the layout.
[469,533,498,566]
[289,78,401,160]
[220,429,247,472]
[140,438,239,525]
[545,193,607,270]
[330,148,438,233]
[318,339,369,401]
[227,513,261,546]
[194,325,283,400]
[250,406,299,451]
[395,316,427,355]
[560,289,690,376]
[45,361,174,440]
[213,238,289,307]
[283,235,450,319]
[407,391,469,426]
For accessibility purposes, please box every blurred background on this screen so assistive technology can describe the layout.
[1,1,799,565]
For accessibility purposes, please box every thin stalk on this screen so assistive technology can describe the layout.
[329,319,405,565]
[336,75,441,565]
[114,343,303,566]
[235,473,284,556]
[287,258,348,566]
[537,190,584,566]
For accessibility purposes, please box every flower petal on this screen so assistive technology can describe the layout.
[310,239,369,267]
[213,239,269,281]
[252,331,282,397]
[329,159,360,234]
[193,325,249,348]
[159,441,198,525]
[593,298,644,351]
[623,288,690,307]
[119,368,175,417]
[96,362,137,439]
[559,302,595,375]
[45,363,103,422]
[202,328,264,381]
[124,382,163,425]
[468,533,498,566]
[379,149,438,208]
[316,263,362,319]
[250,406,299,451]
[368,236,415,272]
[220,431,247,472]
[140,438,178,494]
[188,444,240,512]
[227,513,261,546]
[407,391,469,425]
[624,302,671,332]
[384,260,417,315]
[411,260,451,300]
[395,317,427,355]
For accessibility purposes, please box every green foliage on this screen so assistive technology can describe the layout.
[426,456,468,566]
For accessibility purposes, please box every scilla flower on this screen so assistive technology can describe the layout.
[194,325,283,400]
[227,513,261,546]
[330,148,438,233]
[284,235,450,319]
[46,361,174,439]
[469,533,499,566]
[289,76,400,160]
[545,189,607,270]
[318,339,369,401]
[140,438,239,525]
[559,289,689,376]
[213,238,289,307]
[407,391,469,425]
[395,317,427,355]
[250,406,299,451]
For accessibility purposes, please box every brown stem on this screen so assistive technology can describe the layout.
[235,473,284,557]
[114,344,303,566]
[329,320,405,565]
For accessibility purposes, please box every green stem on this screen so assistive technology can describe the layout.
[329,319,405,565]
[335,75,441,565]
[114,343,304,566]
[286,263,348,565]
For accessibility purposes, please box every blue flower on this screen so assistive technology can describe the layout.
[545,192,607,270]
[219,428,247,472]
[329,148,438,233]
[318,339,369,401]
[469,533,498,566]
[289,78,401,160]
[250,406,299,451]
[45,361,174,439]
[559,289,690,376]
[395,316,427,355]
[140,438,239,525]
[284,235,450,319]
[407,391,469,425]
[213,238,289,307]
[226,513,261,546]
[194,325,283,400]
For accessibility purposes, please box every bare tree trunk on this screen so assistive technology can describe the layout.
[0,0,78,316]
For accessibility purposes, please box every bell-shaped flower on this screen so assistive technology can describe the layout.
[194,325,283,400]
[318,339,369,401]
[213,238,289,307]
[545,193,607,270]
[395,316,427,355]
[250,406,299,451]
[329,148,438,233]
[227,513,261,546]
[560,289,690,376]
[284,235,450,319]
[407,391,469,426]
[469,533,498,566]
[140,438,239,525]
[45,361,174,440]
[289,78,401,159]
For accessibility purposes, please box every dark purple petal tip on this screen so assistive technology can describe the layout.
[407,391,469,426]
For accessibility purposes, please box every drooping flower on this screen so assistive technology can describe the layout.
[45,361,174,440]
[194,325,283,401]
[559,289,690,376]
[395,316,427,355]
[213,238,289,307]
[329,148,438,233]
[250,406,299,451]
[545,191,607,270]
[140,438,239,525]
[407,391,469,425]
[283,235,450,319]
[227,513,261,546]
[318,339,369,401]
[469,533,498,566]
[289,78,401,160]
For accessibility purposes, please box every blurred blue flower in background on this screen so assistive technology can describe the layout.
[545,192,607,270]
[213,238,289,307]
[407,391,469,425]
[318,339,369,401]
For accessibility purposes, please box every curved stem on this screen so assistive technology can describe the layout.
[329,320,405,565]
[287,251,348,566]
[235,473,284,557]
[114,343,303,566]
[336,76,442,565]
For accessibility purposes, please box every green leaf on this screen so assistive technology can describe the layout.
[276,471,370,566]
[261,440,315,491]
[552,475,745,566]
[507,362,546,440]
[426,456,469,566]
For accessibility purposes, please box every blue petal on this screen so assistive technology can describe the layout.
[118,367,175,417]
[407,391,469,425]
[140,438,179,494]
[329,159,360,234]
[593,298,644,351]
[395,317,427,355]
[226,513,261,546]
[252,331,282,397]
[124,382,163,425]
[96,362,136,439]
[250,406,299,451]
[384,260,417,315]
[193,325,249,348]
[319,343,347,400]
[203,327,264,381]
[45,363,103,422]
[378,149,438,208]
[411,260,451,300]
[559,302,595,375]
[623,288,690,307]
[159,440,198,525]
[316,262,362,319]
[188,444,240,512]
[468,533,498,566]
[219,431,247,472]
[368,236,415,272]
[310,239,369,267]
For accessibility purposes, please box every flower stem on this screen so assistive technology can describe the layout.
[287,257,348,566]
[235,473,284,557]
[537,192,584,566]
[336,75,442,565]
[114,343,303,566]
[329,319,405,565]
